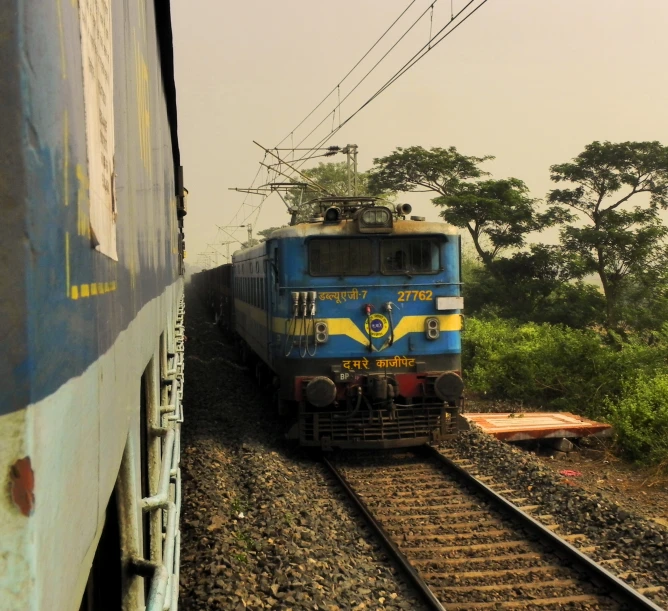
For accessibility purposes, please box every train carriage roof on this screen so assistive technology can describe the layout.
[264,219,460,240]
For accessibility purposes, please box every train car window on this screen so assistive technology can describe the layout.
[309,239,373,276]
[380,238,441,274]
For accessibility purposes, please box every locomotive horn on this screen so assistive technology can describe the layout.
[324,206,342,222]
[396,203,412,216]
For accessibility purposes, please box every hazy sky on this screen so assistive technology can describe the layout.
[171,0,668,266]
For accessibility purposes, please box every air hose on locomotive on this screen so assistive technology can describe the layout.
[283,315,298,357]
[286,290,318,358]
[283,291,300,357]
[333,386,363,420]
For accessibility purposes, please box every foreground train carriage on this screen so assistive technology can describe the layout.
[202,197,464,449]
[1,1,185,610]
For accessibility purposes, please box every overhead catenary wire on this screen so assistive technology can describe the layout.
[218,0,492,250]
[220,0,427,235]
[280,0,491,178]
[248,0,492,227]
[289,0,443,155]
[274,0,420,149]
[348,0,491,124]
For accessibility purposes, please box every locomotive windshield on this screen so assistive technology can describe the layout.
[309,238,373,276]
[381,238,440,274]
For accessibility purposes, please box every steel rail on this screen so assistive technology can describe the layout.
[322,456,446,611]
[423,444,664,611]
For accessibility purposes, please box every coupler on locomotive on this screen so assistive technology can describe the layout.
[293,366,464,450]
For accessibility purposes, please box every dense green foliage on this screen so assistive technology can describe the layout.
[422,140,668,465]
[369,146,566,268]
[463,318,668,464]
[605,374,668,464]
[462,247,606,329]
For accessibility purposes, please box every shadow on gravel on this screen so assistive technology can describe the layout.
[182,290,290,448]
[179,288,425,611]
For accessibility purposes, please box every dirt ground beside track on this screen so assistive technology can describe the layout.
[465,396,668,530]
[538,448,668,528]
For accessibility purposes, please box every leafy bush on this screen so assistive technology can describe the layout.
[463,318,668,463]
[606,374,668,464]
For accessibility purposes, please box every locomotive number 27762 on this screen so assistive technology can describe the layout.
[397,290,433,302]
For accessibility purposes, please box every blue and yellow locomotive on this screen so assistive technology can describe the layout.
[205,197,464,449]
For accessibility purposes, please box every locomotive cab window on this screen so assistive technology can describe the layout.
[381,238,441,274]
[309,238,373,276]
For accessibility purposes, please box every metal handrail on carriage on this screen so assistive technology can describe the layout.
[142,298,185,611]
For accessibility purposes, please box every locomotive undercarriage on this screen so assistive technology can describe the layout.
[276,355,463,449]
[298,395,461,450]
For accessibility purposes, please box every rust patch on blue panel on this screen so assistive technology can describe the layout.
[10,457,35,517]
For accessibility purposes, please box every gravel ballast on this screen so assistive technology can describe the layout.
[179,291,427,611]
[439,429,668,608]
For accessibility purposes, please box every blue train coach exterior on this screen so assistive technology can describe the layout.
[1,1,185,609]
[220,197,464,449]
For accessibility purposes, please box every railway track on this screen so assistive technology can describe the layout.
[324,446,664,611]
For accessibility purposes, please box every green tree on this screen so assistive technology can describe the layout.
[549,141,668,328]
[437,179,568,267]
[286,162,394,223]
[369,146,493,194]
[370,146,566,267]
[463,245,605,328]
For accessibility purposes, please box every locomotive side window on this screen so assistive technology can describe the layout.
[309,239,373,276]
[381,238,441,274]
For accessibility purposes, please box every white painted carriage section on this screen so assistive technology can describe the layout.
[0,281,182,611]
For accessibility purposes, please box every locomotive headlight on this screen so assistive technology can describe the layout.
[357,207,393,233]
[361,208,390,226]
[425,317,440,340]
[315,321,329,344]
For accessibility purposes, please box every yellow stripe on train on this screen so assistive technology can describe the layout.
[235,301,461,347]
